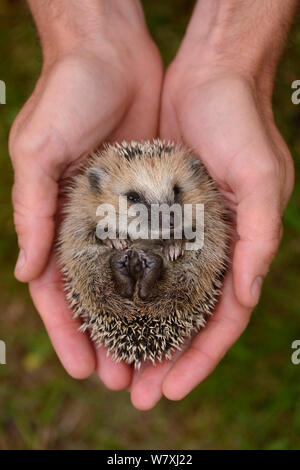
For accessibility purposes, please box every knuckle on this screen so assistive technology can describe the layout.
[258,158,281,182]
[10,131,38,164]
[11,182,22,208]
[283,153,295,202]
[267,235,281,256]
[10,126,61,167]
[12,184,32,221]
[262,223,283,263]
[13,207,28,237]
[266,217,282,241]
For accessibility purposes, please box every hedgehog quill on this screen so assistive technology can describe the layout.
[58,140,230,368]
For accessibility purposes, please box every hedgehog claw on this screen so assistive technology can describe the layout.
[105,238,128,250]
[114,239,128,250]
[164,240,184,261]
[103,239,114,249]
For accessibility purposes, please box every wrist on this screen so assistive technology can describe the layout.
[27,0,147,64]
[173,0,298,97]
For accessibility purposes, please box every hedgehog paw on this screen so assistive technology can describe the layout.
[164,240,184,261]
[104,238,128,250]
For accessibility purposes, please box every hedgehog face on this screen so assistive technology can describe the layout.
[87,150,209,242]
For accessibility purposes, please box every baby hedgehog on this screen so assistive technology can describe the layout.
[58,140,230,367]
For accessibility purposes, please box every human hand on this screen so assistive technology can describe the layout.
[9,0,163,386]
[130,0,296,409]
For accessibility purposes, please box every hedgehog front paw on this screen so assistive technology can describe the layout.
[104,238,128,250]
[163,239,185,261]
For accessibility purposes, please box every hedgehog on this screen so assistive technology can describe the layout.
[58,140,230,368]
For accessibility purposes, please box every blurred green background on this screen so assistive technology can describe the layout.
[0,0,300,450]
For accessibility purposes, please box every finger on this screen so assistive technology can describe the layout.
[130,350,185,410]
[130,361,168,410]
[29,256,96,379]
[10,129,63,283]
[232,172,283,308]
[95,347,133,391]
[13,170,57,283]
[162,274,251,401]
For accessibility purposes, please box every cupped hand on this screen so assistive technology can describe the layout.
[130,66,294,409]
[9,15,163,386]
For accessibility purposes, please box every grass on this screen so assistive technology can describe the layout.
[0,0,300,450]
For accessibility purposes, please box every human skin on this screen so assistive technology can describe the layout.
[130,0,297,409]
[9,0,163,387]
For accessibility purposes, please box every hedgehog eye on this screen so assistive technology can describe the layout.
[125,191,141,203]
[173,185,180,197]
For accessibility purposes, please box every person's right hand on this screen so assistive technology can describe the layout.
[9,1,163,387]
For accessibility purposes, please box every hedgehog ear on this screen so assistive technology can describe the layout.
[87,167,107,192]
[189,157,203,179]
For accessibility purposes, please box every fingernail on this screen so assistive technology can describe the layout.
[15,249,26,272]
[252,276,263,304]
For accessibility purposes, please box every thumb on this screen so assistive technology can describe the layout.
[233,176,283,308]
[10,133,61,283]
